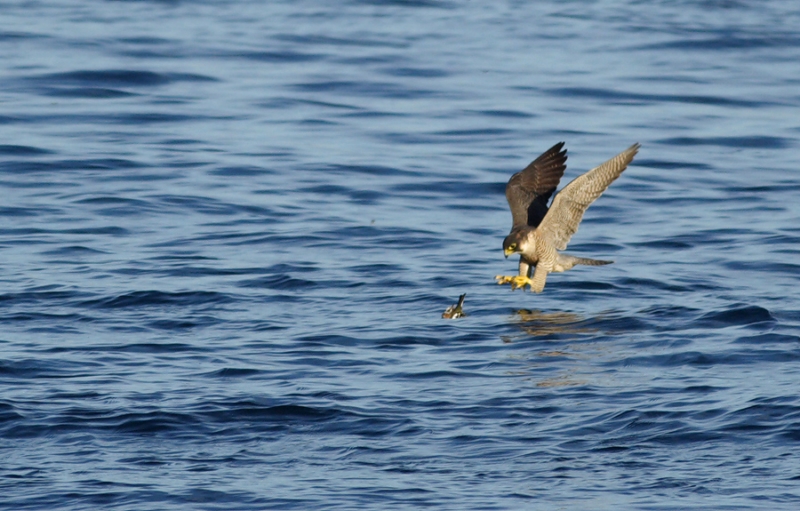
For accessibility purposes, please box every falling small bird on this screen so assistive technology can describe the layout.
[496,142,640,293]
[442,293,467,319]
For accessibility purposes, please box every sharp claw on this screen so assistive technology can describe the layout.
[496,275,533,291]
[495,275,514,285]
[512,276,533,291]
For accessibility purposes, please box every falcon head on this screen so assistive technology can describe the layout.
[503,227,534,258]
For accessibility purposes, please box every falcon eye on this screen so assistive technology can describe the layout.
[510,244,517,250]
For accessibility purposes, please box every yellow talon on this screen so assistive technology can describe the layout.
[495,275,533,291]
[510,276,533,291]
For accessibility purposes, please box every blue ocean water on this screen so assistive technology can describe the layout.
[2,0,800,509]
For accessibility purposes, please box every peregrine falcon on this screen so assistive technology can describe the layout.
[496,142,640,293]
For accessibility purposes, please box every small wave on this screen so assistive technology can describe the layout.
[0,144,54,156]
[550,86,767,108]
[637,33,800,52]
[146,318,218,330]
[0,158,145,174]
[609,347,800,369]
[720,398,800,437]
[633,158,713,170]
[237,274,317,291]
[68,226,131,236]
[28,69,216,87]
[618,277,687,292]
[113,411,199,434]
[0,358,99,379]
[208,165,275,177]
[557,280,617,291]
[277,33,409,49]
[324,225,438,249]
[694,305,775,327]
[658,136,791,149]
[0,288,87,305]
[472,109,535,118]
[41,245,108,256]
[45,87,137,99]
[232,50,325,62]
[634,230,743,250]
[0,206,41,217]
[15,69,216,100]
[3,112,214,127]
[206,368,262,378]
[44,342,201,354]
[292,79,435,99]
[294,334,361,347]
[188,399,366,433]
[316,162,419,177]
[380,66,449,78]
[1,312,88,329]
[354,0,450,8]
[0,401,25,423]
[734,333,800,345]
[434,128,512,137]
[114,342,200,353]
[0,30,43,41]
[82,290,234,309]
[724,260,800,276]
[302,184,384,205]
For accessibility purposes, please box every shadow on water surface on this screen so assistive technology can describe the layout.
[502,309,607,388]
[507,308,596,339]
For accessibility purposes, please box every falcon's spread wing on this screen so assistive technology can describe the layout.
[538,143,640,251]
[505,142,567,228]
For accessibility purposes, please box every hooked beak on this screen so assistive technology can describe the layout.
[504,247,515,258]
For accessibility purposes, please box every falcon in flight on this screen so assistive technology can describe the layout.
[496,142,640,293]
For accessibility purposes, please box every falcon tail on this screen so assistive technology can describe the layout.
[554,253,613,272]
[573,257,613,266]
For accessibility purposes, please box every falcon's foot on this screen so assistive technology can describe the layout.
[495,275,534,291]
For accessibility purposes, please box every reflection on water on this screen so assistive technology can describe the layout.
[506,309,598,388]
[535,374,588,388]
[513,308,594,337]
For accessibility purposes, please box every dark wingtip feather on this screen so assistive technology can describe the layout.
[505,141,570,228]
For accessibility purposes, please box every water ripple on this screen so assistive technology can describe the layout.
[3,0,800,509]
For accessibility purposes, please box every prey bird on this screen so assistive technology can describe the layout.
[496,142,640,293]
[442,293,467,319]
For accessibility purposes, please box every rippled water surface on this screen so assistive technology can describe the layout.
[2,1,800,509]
